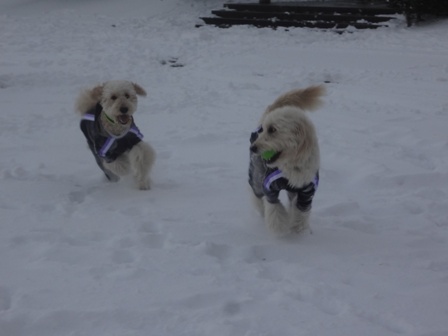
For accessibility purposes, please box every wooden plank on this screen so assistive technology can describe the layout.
[223,2,398,15]
[200,16,385,29]
[211,9,395,23]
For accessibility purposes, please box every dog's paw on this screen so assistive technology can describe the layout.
[104,171,120,182]
[264,201,290,235]
[267,221,290,235]
[137,178,151,190]
[104,157,130,176]
[290,214,310,235]
[290,224,307,234]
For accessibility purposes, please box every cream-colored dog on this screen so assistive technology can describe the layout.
[75,80,155,190]
[248,85,325,234]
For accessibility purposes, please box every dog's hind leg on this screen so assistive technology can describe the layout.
[264,200,290,235]
[129,142,156,190]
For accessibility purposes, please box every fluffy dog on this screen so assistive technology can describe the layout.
[248,85,325,234]
[75,80,155,190]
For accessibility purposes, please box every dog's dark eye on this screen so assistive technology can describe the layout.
[267,126,277,134]
[111,95,117,101]
[125,93,130,99]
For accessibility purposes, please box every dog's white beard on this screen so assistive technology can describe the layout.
[264,199,290,235]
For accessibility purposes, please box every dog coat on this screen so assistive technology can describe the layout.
[80,103,144,179]
[248,127,318,212]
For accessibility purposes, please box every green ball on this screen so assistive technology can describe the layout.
[261,150,277,160]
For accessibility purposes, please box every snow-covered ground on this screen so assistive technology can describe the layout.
[1,0,448,335]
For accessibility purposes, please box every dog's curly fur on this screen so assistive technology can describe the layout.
[75,80,155,190]
[250,85,325,234]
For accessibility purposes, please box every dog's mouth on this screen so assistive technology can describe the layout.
[265,151,282,164]
[116,115,132,125]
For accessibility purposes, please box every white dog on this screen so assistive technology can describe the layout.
[248,85,325,235]
[75,80,155,190]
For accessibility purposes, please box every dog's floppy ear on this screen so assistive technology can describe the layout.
[74,84,103,115]
[90,84,103,101]
[132,82,147,97]
[294,119,314,160]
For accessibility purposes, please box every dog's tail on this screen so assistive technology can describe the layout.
[266,85,325,114]
[74,85,102,116]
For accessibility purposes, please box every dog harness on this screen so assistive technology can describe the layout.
[248,126,319,212]
[80,103,144,163]
[262,169,319,211]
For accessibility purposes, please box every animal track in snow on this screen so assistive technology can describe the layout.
[0,286,12,311]
[288,284,350,317]
[111,249,135,264]
[137,222,166,249]
[395,147,435,170]
[67,190,88,204]
[354,310,413,334]
[243,245,269,264]
[222,301,241,316]
[179,291,229,310]
[340,219,377,234]
[138,221,160,234]
[139,233,166,249]
[319,201,360,217]
[200,242,230,263]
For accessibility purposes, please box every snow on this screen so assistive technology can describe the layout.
[1,0,448,335]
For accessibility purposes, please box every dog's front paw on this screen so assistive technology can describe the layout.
[137,178,151,190]
[104,157,130,176]
[104,170,120,182]
[264,201,290,235]
[291,224,307,234]
[289,213,310,234]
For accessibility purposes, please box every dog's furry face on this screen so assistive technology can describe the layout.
[251,106,317,169]
[91,80,147,125]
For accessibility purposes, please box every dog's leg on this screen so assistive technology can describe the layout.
[250,187,265,217]
[92,153,120,182]
[288,197,311,234]
[264,199,290,235]
[103,170,120,182]
[289,188,315,234]
[103,155,131,177]
[129,141,155,190]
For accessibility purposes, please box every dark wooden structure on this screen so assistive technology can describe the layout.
[199,1,401,29]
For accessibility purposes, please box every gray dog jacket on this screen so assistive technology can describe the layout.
[248,127,319,212]
[80,103,144,180]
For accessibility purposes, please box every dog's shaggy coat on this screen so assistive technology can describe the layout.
[75,80,155,190]
[249,85,325,234]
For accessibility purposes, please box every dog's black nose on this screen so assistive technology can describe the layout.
[120,107,129,114]
[250,145,258,153]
